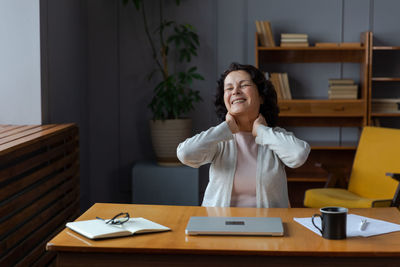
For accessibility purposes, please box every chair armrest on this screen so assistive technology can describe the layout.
[315,162,348,188]
[386,173,400,207]
[386,173,400,182]
[371,199,393,207]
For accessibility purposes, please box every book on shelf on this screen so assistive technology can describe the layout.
[66,217,171,240]
[278,73,287,99]
[329,85,358,91]
[269,72,291,100]
[255,20,275,47]
[255,21,266,46]
[328,79,358,99]
[372,98,400,113]
[280,42,309,47]
[263,21,275,47]
[328,78,355,85]
[280,33,308,47]
[328,92,358,99]
[269,73,283,99]
[281,33,308,39]
[282,73,292,99]
[280,38,308,42]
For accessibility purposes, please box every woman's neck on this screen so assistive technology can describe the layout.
[235,114,257,132]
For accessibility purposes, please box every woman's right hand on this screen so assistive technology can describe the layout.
[225,113,239,134]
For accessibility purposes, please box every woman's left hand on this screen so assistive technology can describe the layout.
[252,114,267,137]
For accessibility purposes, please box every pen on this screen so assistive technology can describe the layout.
[360,219,368,231]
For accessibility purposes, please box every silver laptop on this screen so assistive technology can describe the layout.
[185,216,284,236]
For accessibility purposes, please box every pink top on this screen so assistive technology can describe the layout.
[230,131,258,207]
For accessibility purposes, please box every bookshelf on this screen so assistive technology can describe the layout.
[255,32,370,206]
[368,33,400,123]
[256,32,370,127]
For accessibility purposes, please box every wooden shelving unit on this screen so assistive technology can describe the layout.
[256,32,370,128]
[257,46,365,63]
[254,34,370,134]
[373,46,400,50]
[368,34,400,123]
[372,77,400,82]
[255,33,370,206]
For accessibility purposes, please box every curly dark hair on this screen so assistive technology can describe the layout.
[215,62,279,127]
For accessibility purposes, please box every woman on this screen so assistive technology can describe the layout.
[177,62,310,208]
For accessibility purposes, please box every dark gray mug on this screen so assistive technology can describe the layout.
[312,207,348,240]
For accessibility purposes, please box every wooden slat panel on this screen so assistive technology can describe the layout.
[0,125,25,134]
[27,209,80,267]
[0,124,75,156]
[0,123,80,267]
[23,207,80,267]
[0,170,79,240]
[0,162,79,232]
[0,137,79,184]
[0,200,80,267]
[0,125,56,146]
[0,125,77,163]
[0,186,79,254]
[14,240,56,267]
[0,125,38,139]
[0,149,78,201]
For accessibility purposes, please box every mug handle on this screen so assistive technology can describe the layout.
[311,214,323,235]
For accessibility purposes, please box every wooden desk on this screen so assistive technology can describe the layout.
[47,204,400,267]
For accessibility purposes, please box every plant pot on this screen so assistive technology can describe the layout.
[149,118,192,166]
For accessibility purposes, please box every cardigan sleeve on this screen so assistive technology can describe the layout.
[177,122,234,168]
[255,125,310,168]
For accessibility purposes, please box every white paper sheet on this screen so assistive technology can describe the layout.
[294,213,400,237]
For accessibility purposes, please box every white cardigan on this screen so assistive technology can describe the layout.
[177,122,310,208]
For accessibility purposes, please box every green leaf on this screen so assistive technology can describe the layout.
[124,0,204,120]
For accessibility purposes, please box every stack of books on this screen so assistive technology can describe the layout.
[328,79,358,99]
[372,99,400,113]
[280,33,309,47]
[255,21,275,47]
[267,72,292,100]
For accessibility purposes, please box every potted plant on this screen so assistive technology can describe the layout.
[122,0,204,165]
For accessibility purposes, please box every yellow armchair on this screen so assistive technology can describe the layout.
[304,126,400,208]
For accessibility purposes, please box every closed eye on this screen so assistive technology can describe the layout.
[224,87,233,91]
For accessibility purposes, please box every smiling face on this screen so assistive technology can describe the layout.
[223,70,263,119]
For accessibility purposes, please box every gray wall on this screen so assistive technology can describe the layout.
[40,0,90,208]
[42,0,400,210]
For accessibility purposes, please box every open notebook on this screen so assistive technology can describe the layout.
[66,217,170,239]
